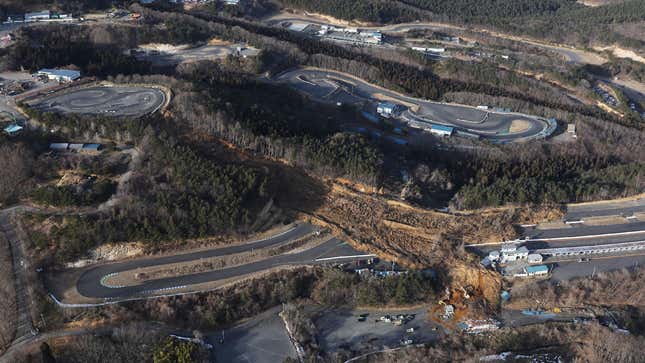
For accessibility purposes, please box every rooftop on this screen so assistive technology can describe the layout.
[526,265,549,274]
[38,69,81,79]
[3,124,23,134]
[431,124,454,132]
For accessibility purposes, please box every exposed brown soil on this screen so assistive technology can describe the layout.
[303,182,562,268]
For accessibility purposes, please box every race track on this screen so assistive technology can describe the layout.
[73,224,372,300]
[277,68,551,142]
[31,86,166,117]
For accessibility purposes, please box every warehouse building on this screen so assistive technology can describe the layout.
[37,69,81,82]
[516,265,549,277]
[25,11,50,22]
[430,124,454,137]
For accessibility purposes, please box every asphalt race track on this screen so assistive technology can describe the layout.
[277,68,551,142]
[75,224,372,300]
[31,86,166,117]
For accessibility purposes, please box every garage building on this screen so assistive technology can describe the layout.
[37,69,81,82]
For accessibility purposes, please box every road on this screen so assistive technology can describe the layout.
[565,196,645,221]
[0,210,36,345]
[263,12,608,66]
[470,221,645,252]
[73,226,373,300]
[277,68,551,142]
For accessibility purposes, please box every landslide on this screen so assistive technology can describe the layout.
[302,182,562,268]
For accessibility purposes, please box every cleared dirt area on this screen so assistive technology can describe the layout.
[508,119,531,133]
[594,45,645,64]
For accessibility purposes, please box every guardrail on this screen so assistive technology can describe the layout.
[535,240,645,257]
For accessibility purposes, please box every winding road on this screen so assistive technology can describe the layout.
[70,224,372,301]
[277,68,552,142]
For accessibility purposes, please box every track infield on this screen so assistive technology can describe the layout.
[30,85,166,117]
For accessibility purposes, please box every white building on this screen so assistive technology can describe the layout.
[499,244,529,263]
[377,102,399,117]
[25,10,50,22]
[412,47,445,53]
[430,124,454,137]
[37,69,81,82]
[527,253,543,264]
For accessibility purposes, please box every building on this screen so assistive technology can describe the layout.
[430,124,454,137]
[527,253,543,264]
[525,265,549,276]
[488,250,500,262]
[81,144,102,153]
[377,102,399,117]
[444,305,454,319]
[49,143,69,151]
[37,69,81,82]
[497,243,529,263]
[68,143,83,151]
[3,124,23,135]
[25,11,50,22]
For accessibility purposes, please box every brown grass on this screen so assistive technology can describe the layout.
[507,267,645,309]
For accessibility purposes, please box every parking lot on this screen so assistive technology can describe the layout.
[208,307,296,363]
[315,307,439,353]
[0,71,55,122]
[29,85,166,117]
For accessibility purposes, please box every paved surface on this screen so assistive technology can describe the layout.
[501,309,583,327]
[523,221,645,240]
[209,306,296,363]
[565,197,645,221]
[548,254,645,281]
[0,211,36,345]
[277,68,550,142]
[471,222,645,254]
[264,12,607,66]
[315,307,438,353]
[74,225,372,299]
[30,86,166,117]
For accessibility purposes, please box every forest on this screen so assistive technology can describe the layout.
[45,127,274,262]
[122,267,438,330]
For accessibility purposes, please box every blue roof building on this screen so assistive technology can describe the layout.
[82,143,102,152]
[3,124,23,135]
[525,265,549,276]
